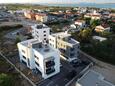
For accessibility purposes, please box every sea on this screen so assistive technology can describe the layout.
[41,3,115,9]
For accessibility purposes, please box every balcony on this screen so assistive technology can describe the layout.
[46,61,55,68]
[46,68,55,75]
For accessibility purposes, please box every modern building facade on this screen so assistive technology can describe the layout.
[31,24,50,44]
[17,39,60,79]
[49,32,80,62]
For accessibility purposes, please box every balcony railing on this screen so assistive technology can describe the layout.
[46,68,55,75]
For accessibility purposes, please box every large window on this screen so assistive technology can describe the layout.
[45,60,55,68]
[44,34,46,36]
[46,67,55,75]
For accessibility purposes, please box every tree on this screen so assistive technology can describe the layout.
[84,18,91,25]
[78,28,92,43]
[0,73,13,86]
[90,20,100,29]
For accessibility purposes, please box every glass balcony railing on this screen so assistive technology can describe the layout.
[46,68,55,75]
[46,61,55,68]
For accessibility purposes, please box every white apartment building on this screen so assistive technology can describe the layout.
[17,39,60,79]
[31,24,50,43]
[49,32,80,62]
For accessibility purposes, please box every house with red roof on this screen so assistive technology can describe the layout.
[95,24,110,32]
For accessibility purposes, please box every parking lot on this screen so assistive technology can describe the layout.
[36,58,90,86]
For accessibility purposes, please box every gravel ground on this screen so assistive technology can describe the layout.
[92,63,115,85]
[80,51,115,85]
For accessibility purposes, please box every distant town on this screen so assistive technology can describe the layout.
[0,4,115,86]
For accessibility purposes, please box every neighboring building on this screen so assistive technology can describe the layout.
[76,70,115,86]
[75,20,86,28]
[84,11,101,20]
[110,13,115,18]
[17,39,60,79]
[24,11,35,20]
[49,32,80,62]
[24,11,48,22]
[31,24,50,43]
[70,24,77,29]
[95,24,110,32]
[91,14,101,20]
[35,13,48,22]
[102,11,110,18]
[92,36,107,42]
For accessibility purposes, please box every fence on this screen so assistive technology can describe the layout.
[65,62,93,86]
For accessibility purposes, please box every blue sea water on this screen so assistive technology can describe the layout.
[42,3,115,9]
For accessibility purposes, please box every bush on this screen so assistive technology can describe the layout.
[0,73,13,86]
[0,24,23,32]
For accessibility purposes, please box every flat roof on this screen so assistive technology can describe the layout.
[32,43,55,55]
[52,32,71,38]
[51,32,79,45]
[31,24,49,29]
[76,70,115,86]
[64,37,79,45]
[93,36,107,41]
[19,39,56,56]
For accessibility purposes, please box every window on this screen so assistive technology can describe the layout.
[46,60,55,67]
[70,53,74,57]
[35,61,39,67]
[77,51,79,54]
[78,46,80,49]
[46,67,55,75]
[44,38,46,40]
[28,58,30,66]
[44,34,46,36]
[22,55,26,59]
[22,50,25,53]
[34,55,39,60]
[43,31,46,33]
[70,48,74,51]
[21,60,27,66]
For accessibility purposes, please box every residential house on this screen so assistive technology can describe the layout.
[95,24,110,32]
[75,20,86,28]
[35,13,48,22]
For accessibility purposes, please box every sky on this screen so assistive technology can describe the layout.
[0,0,115,4]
